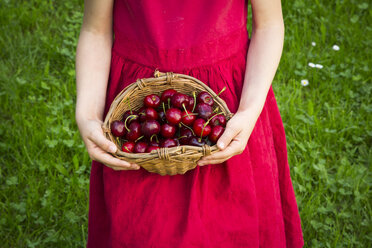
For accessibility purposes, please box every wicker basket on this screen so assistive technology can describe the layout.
[102,70,234,176]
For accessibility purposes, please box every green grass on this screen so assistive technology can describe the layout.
[0,0,371,247]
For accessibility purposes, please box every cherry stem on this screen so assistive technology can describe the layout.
[200,112,224,139]
[180,122,195,135]
[192,91,196,112]
[182,113,198,118]
[124,146,132,153]
[168,98,171,109]
[124,114,137,132]
[182,103,190,117]
[162,102,166,114]
[150,134,159,143]
[206,112,224,126]
[216,86,226,97]
[213,107,220,113]
[176,135,187,140]
[126,98,132,114]
[115,137,120,149]
[200,123,206,139]
[135,135,144,143]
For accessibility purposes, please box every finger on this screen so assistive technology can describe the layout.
[198,140,242,165]
[108,163,141,171]
[200,156,232,166]
[109,165,138,171]
[92,147,139,169]
[106,162,141,170]
[216,125,240,150]
[89,130,118,153]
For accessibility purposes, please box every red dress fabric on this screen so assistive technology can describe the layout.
[87,0,304,247]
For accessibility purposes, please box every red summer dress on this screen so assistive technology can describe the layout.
[87,0,304,247]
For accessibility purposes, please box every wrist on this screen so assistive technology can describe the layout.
[75,107,103,126]
[237,101,265,119]
[75,96,105,122]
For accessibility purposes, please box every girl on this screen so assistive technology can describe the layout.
[75,0,304,247]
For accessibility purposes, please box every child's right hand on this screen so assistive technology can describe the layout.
[76,118,140,171]
[74,0,135,171]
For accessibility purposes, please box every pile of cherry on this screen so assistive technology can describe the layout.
[110,89,227,153]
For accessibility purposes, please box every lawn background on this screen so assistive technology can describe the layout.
[0,0,371,247]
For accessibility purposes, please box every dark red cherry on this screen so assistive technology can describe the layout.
[188,136,206,147]
[161,89,178,103]
[165,108,182,125]
[125,121,142,141]
[141,119,160,138]
[181,111,196,126]
[197,91,214,106]
[138,107,146,122]
[146,146,160,153]
[158,110,167,124]
[144,94,161,108]
[210,114,226,127]
[193,118,211,137]
[209,125,224,143]
[161,123,177,138]
[111,120,126,137]
[179,127,194,145]
[186,95,195,111]
[160,138,178,148]
[149,140,160,147]
[122,141,135,153]
[122,110,139,124]
[171,93,189,109]
[180,127,194,137]
[145,107,159,121]
[195,103,213,120]
[139,107,158,122]
[134,141,148,153]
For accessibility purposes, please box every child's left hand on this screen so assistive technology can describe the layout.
[197,110,259,166]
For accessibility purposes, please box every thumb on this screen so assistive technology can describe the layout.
[91,130,118,153]
[216,126,239,150]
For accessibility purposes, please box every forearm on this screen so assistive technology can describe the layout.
[238,24,284,117]
[75,29,113,123]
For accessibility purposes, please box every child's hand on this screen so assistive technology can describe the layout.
[76,118,140,171]
[197,110,258,166]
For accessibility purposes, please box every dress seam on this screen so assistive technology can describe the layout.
[113,25,248,52]
[111,44,248,71]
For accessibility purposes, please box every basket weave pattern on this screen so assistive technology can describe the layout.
[103,70,234,176]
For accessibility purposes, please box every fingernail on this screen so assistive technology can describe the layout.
[109,145,117,153]
[218,142,225,149]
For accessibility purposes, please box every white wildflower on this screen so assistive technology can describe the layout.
[301,79,309,86]
[315,64,323,69]
[332,45,340,51]
[311,42,316,46]
[308,62,316,67]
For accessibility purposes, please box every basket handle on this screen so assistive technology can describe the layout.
[157,147,170,161]
[201,145,211,156]
[154,69,162,77]
[154,70,176,84]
